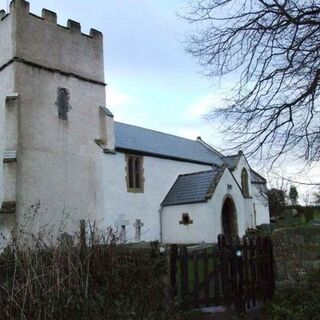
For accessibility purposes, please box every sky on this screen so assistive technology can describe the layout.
[1,0,319,200]
[2,0,226,144]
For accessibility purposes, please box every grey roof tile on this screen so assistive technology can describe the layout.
[162,167,224,206]
[113,121,267,187]
[114,122,224,165]
[222,154,241,169]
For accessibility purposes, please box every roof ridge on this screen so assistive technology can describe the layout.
[177,169,217,178]
[114,121,222,157]
[114,121,200,143]
[223,154,240,158]
[196,137,225,157]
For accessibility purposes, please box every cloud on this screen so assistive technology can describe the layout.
[187,93,226,118]
[106,87,136,109]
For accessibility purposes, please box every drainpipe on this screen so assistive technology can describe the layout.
[159,206,163,243]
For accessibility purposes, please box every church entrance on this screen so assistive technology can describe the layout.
[221,197,238,237]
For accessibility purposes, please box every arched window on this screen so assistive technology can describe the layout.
[241,168,249,197]
[126,154,144,192]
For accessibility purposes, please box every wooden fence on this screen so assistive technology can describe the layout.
[170,234,274,312]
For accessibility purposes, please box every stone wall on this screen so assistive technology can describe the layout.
[272,225,320,291]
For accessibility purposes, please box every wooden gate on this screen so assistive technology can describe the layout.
[169,234,274,312]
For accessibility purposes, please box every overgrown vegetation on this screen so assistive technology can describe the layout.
[0,226,185,320]
[266,270,320,320]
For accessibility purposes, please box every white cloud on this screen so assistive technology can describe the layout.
[187,93,226,118]
[106,87,136,109]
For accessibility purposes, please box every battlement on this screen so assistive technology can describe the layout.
[0,0,105,83]
[0,0,103,40]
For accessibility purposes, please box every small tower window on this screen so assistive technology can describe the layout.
[126,155,144,192]
[241,168,250,197]
[55,88,71,121]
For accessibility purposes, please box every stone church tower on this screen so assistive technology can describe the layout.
[0,0,112,245]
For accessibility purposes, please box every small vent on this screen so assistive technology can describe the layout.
[3,150,16,163]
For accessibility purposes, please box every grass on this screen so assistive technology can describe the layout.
[176,246,218,297]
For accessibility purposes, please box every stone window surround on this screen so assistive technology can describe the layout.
[179,213,193,225]
[125,154,144,193]
[241,168,250,197]
[55,87,72,121]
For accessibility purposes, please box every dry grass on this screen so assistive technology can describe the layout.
[0,225,183,320]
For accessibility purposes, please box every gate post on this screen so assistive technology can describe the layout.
[234,238,245,314]
[180,246,189,305]
[169,244,178,298]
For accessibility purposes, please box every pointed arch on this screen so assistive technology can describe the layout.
[221,196,238,237]
[241,168,249,197]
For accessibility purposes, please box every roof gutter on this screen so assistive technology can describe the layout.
[115,147,214,166]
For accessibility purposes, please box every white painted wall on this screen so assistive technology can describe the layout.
[0,68,15,213]
[211,169,252,236]
[1,2,107,244]
[0,10,14,67]
[14,63,105,242]
[0,10,14,206]
[232,156,252,196]
[231,155,270,226]
[101,152,212,242]
[0,12,16,249]
[162,168,253,244]
[162,201,216,244]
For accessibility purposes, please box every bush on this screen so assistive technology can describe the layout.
[0,228,185,320]
[266,270,320,320]
[245,224,274,238]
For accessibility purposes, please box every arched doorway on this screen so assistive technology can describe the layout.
[221,197,238,237]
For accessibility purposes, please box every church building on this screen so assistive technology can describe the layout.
[0,1,269,248]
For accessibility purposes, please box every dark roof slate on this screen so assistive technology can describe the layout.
[250,169,267,184]
[114,122,224,165]
[162,167,225,206]
[114,121,267,186]
[222,154,241,169]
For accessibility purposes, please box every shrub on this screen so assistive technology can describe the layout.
[266,270,320,320]
[0,228,184,320]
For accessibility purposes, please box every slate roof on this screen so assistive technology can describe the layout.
[114,122,224,165]
[113,121,267,189]
[250,169,267,184]
[162,167,225,206]
[222,154,241,169]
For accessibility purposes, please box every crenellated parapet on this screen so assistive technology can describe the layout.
[0,0,105,83]
[0,0,103,40]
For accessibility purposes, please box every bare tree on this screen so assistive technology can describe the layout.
[183,0,320,163]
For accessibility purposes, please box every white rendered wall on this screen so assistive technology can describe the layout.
[0,13,16,249]
[211,169,252,236]
[162,169,254,244]
[231,156,270,227]
[0,10,15,208]
[14,63,106,241]
[0,12,14,67]
[162,201,216,244]
[4,2,107,243]
[232,156,252,196]
[101,152,212,242]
